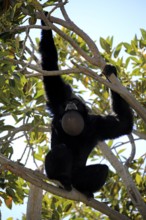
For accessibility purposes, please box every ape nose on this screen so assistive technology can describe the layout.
[65,102,78,111]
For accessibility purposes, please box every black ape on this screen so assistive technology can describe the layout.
[39,19,133,197]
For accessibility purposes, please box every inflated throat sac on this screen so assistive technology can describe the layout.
[61,110,84,136]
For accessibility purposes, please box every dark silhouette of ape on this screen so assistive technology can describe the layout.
[39,18,133,197]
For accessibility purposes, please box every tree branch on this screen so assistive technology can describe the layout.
[19,6,146,123]
[72,63,146,123]
[106,73,146,123]
[38,10,104,66]
[55,0,104,67]
[26,167,43,220]
[133,130,146,140]
[3,55,146,123]
[98,142,146,219]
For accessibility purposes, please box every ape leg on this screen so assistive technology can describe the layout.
[45,144,73,190]
[72,164,108,197]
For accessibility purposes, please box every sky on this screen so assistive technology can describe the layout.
[1,0,146,219]
[63,0,146,45]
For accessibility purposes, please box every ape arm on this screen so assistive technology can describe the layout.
[91,65,133,140]
[39,22,72,115]
[91,106,133,141]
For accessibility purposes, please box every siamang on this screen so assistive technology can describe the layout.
[39,18,133,197]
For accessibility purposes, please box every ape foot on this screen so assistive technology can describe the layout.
[72,164,109,195]
[82,191,94,198]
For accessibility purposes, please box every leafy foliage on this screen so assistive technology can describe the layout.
[0,1,146,220]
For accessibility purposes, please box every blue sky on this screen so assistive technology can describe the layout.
[1,1,146,219]
[64,0,146,45]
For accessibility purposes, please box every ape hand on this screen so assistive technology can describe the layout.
[103,64,117,78]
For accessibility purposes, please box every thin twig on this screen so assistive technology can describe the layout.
[25,46,39,64]
[1,57,81,76]
[125,134,136,167]
[21,27,30,58]
[48,0,68,16]
[20,34,35,72]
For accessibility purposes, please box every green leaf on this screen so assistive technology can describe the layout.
[107,140,113,147]
[6,188,15,198]
[63,201,72,212]
[33,152,44,161]
[118,148,126,154]
[100,37,111,53]
[0,125,14,131]
[29,16,37,25]
[140,28,146,40]
[135,173,142,185]
[0,75,5,87]
[114,43,123,58]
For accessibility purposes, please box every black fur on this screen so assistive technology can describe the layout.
[39,19,133,197]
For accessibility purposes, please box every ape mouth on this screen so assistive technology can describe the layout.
[61,110,85,136]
